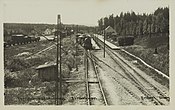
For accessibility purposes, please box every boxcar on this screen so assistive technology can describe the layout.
[118,36,134,46]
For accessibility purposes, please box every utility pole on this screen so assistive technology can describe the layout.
[94,27,96,42]
[59,15,62,105]
[75,25,78,71]
[103,27,106,58]
[56,14,62,105]
[102,18,106,58]
[55,16,59,105]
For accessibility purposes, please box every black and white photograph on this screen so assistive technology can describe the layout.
[2,0,172,107]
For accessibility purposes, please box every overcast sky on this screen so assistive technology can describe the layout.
[2,0,169,26]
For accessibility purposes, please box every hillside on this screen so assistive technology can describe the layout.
[124,33,169,76]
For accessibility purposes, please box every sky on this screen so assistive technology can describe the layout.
[2,0,169,26]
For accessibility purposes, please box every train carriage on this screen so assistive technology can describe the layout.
[118,36,134,46]
[4,34,40,47]
[77,34,93,50]
[84,36,92,50]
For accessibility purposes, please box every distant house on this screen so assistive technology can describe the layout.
[36,63,57,81]
[105,26,117,35]
[44,28,52,35]
[105,26,118,39]
[52,28,56,33]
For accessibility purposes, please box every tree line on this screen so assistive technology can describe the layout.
[4,23,56,36]
[4,23,93,36]
[98,7,169,36]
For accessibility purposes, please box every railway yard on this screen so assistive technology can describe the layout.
[4,32,169,105]
[2,0,171,108]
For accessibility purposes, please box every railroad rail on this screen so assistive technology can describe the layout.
[95,37,169,105]
[84,50,108,105]
[110,50,169,104]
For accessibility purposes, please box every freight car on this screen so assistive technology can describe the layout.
[4,34,40,47]
[118,36,134,46]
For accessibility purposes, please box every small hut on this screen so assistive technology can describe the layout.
[36,63,57,81]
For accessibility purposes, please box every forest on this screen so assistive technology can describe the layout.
[98,7,169,36]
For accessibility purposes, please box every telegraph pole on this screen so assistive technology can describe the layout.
[103,27,106,58]
[56,14,62,105]
[102,18,106,58]
[75,25,78,71]
[94,27,96,42]
[59,15,62,105]
[55,16,59,105]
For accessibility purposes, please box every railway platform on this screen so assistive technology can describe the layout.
[94,34,120,50]
[91,38,100,50]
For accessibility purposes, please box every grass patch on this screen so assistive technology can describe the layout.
[124,34,169,76]
[4,34,84,105]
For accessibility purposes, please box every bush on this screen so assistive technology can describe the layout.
[4,70,18,88]
[6,58,31,72]
[4,68,39,88]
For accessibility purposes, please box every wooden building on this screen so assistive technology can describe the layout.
[36,63,57,81]
[105,26,118,39]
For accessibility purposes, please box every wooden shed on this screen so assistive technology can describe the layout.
[36,63,57,81]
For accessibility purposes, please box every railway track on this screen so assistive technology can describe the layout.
[109,50,169,105]
[90,53,147,105]
[84,50,108,105]
[95,38,169,105]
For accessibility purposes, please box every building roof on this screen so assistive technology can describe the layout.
[105,26,117,35]
[36,62,56,70]
[12,34,24,37]
[52,29,56,32]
